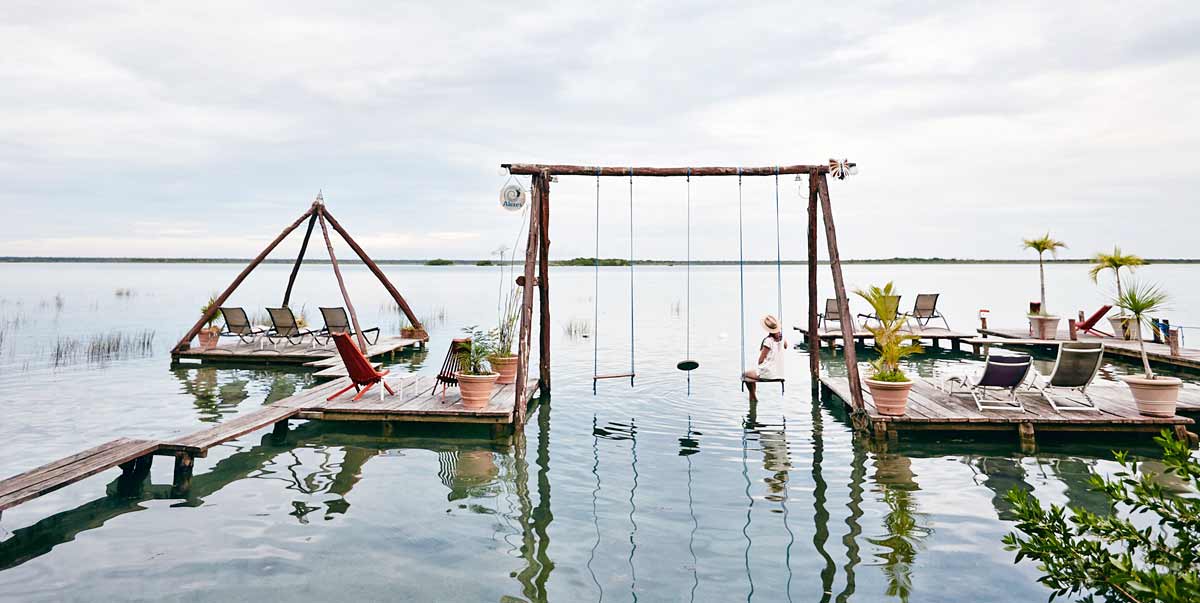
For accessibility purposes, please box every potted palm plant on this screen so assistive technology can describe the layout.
[856,282,922,416]
[1088,246,1145,340]
[488,285,522,384]
[1117,281,1181,417]
[1022,233,1067,339]
[197,294,221,350]
[455,326,499,409]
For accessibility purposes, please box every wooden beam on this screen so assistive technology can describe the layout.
[537,173,551,394]
[503,164,830,177]
[317,212,369,351]
[321,206,425,334]
[514,172,543,425]
[807,171,821,378]
[173,205,315,353]
[816,173,865,411]
[282,212,318,307]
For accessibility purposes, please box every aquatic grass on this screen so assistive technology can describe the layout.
[563,318,592,339]
[114,288,136,297]
[49,329,157,367]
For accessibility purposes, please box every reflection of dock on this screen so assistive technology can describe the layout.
[820,375,1196,451]
[0,374,538,514]
[976,328,1200,371]
[172,335,421,367]
[793,324,975,351]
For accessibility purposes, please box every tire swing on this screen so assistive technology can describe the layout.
[592,168,636,394]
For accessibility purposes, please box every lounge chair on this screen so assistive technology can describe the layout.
[816,298,842,332]
[1075,305,1113,338]
[436,338,472,401]
[266,307,318,347]
[1031,342,1104,412]
[218,307,267,344]
[315,306,381,346]
[904,293,950,330]
[857,295,901,327]
[944,352,1032,412]
[326,333,395,401]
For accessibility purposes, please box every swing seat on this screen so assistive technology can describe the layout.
[594,372,636,380]
[742,375,786,393]
[676,360,699,371]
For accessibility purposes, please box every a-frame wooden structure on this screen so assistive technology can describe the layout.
[171,194,423,355]
[500,161,867,428]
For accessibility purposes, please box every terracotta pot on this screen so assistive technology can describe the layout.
[456,372,499,409]
[1108,316,1139,341]
[197,328,220,350]
[402,327,429,341]
[865,378,913,416]
[489,355,519,384]
[1122,375,1182,417]
[1028,315,1061,340]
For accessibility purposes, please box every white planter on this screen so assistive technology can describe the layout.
[1122,375,1182,417]
[1028,315,1061,340]
[864,378,913,416]
[1108,316,1139,341]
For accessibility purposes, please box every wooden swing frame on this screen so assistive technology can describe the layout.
[501,162,867,426]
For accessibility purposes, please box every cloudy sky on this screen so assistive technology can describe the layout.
[2,2,1197,261]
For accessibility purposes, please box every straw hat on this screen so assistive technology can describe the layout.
[761,314,781,334]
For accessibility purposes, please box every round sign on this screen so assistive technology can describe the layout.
[500,183,526,212]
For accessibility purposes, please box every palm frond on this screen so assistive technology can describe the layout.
[1021,233,1067,256]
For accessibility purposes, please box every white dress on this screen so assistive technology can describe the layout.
[757,335,785,379]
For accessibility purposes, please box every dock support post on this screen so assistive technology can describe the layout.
[117,455,153,496]
[173,452,194,495]
[538,173,551,395]
[272,419,289,441]
[807,172,820,382]
[816,172,865,412]
[514,172,544,427]
[1017,422,1037,454]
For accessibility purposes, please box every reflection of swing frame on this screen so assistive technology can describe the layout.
[501,162,868,420]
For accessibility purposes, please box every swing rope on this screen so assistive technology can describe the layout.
[592,167,637,390]
[737,168,746,382]
[593,167,600,393]
[628,167,635,386]
[774,167,783,327]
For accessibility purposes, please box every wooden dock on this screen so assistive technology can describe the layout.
[0,374,538,514]
[793,324,977,351]
[975,328,1200,371]
[171,335,421,366]
[820,375,1197,451]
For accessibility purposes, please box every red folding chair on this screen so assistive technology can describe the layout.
[327,333,395,401]
[1076,305,1113,338]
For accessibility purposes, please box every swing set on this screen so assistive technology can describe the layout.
[500,161,866,426]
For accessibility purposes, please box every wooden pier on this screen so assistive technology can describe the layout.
[171,335,421,366]
[0,374,538,513]
[820,375,1197,451]
[973,328,1200,371]
[793,324,977,351]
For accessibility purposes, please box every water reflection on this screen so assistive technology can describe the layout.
[869,453,931,603]
[170,365,310,422]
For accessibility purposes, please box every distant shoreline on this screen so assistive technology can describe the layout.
[2,256,1199,266]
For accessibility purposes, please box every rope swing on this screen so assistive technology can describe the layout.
[593,167,637,392]
[677,169,699,378]
[739,168,786,393]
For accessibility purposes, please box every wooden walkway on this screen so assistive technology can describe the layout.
[794,323,977,350]
[0,374,538,514]
[977,328,1200,371]
[820,375,1196,451]
[171,335,421,366]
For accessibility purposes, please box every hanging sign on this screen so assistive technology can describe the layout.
[500,183,526,212]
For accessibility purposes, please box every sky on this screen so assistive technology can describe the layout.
[1,1,1198,261]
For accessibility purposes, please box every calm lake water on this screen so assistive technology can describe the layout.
[0,261,1196,602]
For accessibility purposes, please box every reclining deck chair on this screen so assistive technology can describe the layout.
[266,307,318,347]
[218,307,267,344]
[857,295,901,327]
[816,298,842,332]
[436,338,472,401]
[944,352,1033,412]
[904,293,950,330]
[326,333,395,401]
[1075,305,1113,338]
[1032,342,1105,411]
[316,306,381,347]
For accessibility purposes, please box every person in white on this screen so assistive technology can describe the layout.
[743,314,786,402]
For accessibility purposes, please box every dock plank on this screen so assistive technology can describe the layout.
[0,438,159,511]
[161,406,301,456]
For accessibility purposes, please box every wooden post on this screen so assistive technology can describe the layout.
[514,173,543,425]
[317,212,369,351]
[1068,319,1078,340]
[1017,422,1037,454]
[537,172,551,395]
[816,173,865,411]
[322,207,425,334]
[282,212,318,307]
[172,452,194,494]
[807,170,820,380]
[173,205,316,352]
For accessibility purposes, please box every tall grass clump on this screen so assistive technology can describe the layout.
[563,318,592,339]
[50,329,156,366]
